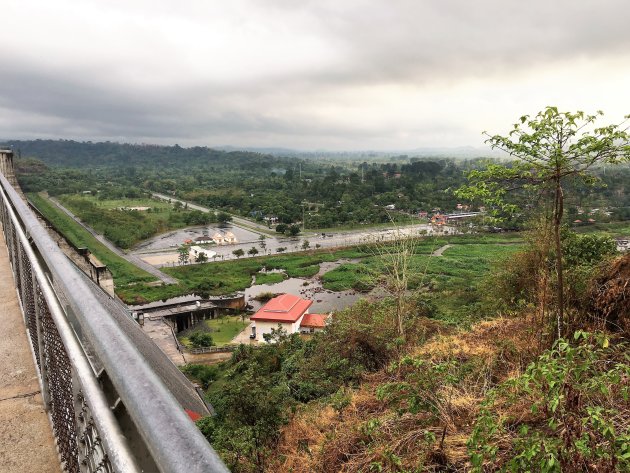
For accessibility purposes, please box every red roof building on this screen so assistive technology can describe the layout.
[250,294,331,341]
[299,313,327,334]
[300,313,326,328]
[251,294,313,323]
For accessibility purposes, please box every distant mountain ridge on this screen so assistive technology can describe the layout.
[1,139,501,168]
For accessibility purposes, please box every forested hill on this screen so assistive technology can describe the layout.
[1,139,292,169]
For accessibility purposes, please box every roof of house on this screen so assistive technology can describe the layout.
[300,313,327,328]
[251,294,313,323]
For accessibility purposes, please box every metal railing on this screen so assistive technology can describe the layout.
[0,172,229,473]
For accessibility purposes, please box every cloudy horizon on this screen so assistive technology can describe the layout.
[1,1,629,151]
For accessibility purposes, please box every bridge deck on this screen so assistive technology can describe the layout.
[0,230,60,472]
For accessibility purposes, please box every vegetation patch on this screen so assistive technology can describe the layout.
[254,271,286,285]
[28,193,156,287]
[58,194,216,249]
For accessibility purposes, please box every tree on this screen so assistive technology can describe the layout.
[275,223,287,234]
[258,234,267,250]
[248,247,259,257]
[301,239,310,250]
[188,331,214,348]
[195,252,208,263]
[286,224,301,237]
[217,211,232,224]
[366,225,420,340]
[178,245,190,265]
[232,248,244,259]
[276,247,286,253]
[456,107,630,337]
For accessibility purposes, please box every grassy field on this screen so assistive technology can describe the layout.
[61,195,174,210]
[28,193,157,286]
[179,315,249,347]
[205,316,249,345]
[57,193,206,249]
[575,220,630,237]
[117,234,523,305]
[319,238,523,325]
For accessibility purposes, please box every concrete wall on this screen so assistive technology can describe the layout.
[0,150,18,188]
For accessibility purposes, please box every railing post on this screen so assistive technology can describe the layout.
[15,237,26,315]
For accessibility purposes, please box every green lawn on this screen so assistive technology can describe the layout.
[179,316,249,347]
[204,316,249,345]
[28,193,157,287]
[321,239,523,326]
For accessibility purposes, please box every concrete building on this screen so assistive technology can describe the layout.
[250,294,327,342]
[189,245,216,261]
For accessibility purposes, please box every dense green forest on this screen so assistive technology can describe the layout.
[7,139,630,229]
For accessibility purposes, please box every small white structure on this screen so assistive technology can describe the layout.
[211,231,238,245]
[194,236,213,244]
[212,232,226,245]
[223,231,238,244]
[189,246,216,261]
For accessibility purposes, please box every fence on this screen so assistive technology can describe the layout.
[0,171,229,473]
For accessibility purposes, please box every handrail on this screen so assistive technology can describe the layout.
[0,173,229,473]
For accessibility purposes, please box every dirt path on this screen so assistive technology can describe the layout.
[432,244,452,256]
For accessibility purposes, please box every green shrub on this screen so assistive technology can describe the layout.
[182,364,219,388]
[188,331,215,348]
[468,331,630,472]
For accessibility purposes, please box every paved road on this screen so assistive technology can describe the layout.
[147,193,456,264]
[48,197,178,284]
[152,192,274,234]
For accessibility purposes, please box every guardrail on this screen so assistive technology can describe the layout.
[0,172,229,473]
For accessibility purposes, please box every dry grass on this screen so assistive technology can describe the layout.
[271,316,544,473]
[589,254,630,335]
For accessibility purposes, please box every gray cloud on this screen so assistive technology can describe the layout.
[1,0,629,149]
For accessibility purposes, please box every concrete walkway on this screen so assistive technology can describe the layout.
[432,244,453,256]
[0,230,60,472]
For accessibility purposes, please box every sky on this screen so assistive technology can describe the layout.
[1,0,629,151]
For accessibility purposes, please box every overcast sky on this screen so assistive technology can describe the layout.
[1,0,629,150]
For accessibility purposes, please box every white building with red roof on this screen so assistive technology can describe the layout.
[250,294,327,342]
[299,313,327,334]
